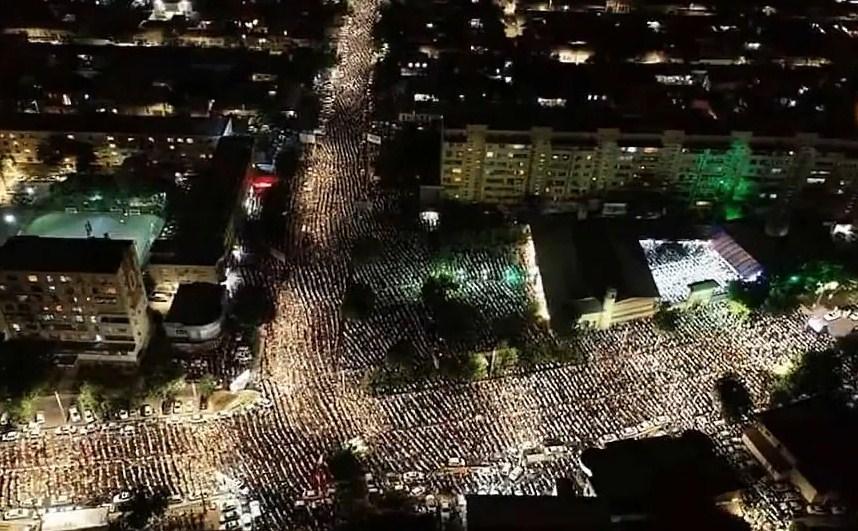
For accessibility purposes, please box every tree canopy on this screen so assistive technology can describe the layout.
[771,348,845,407]
[109,487,169,531]
[37,135,96,172]
[342,282,376,320]
[715,373,754,422]
[231,285,276,327]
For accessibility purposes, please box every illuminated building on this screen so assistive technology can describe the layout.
[440,126,858,207]
[0,114,231,168]
[150,0,195,21]
[0,237,150,364]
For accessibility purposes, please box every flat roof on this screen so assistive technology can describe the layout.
[149,136,252,266]
[581,431,742,514]
[165,282,224,326]
[0,236,132,274]
[530,217,659,329]
[466,495,611,531]
[758,397,858,501]
[0,112,229,137]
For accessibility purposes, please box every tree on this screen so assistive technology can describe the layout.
[434,299,480,345]
[770,349,844,407]
[385,339,416,372]
[653,303,679,332]
[36,135,96,172]
[420,274,457,310]
[351,236,382,266]
[0,340,54,421]
[726,299,751,321]
[715,373,754,422]
[110,487,169,530]
[327,447,369,525]
[439,352,487,381]
[488,342,518,375]
[342,282,375,320]
[727,279,769,311]
[77,382,101,413]
[197,374,218,398]
[231,285,275,327]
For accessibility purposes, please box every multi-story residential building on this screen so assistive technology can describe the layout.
[440,126,858,208]
[0,236,150,364]
[0,113,231,168]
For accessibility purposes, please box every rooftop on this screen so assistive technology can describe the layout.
[758,397,858,503]
[149,136,252,266]
[0,236,133,274]
[165,282,224,326]
[580,430,742,514]
[466,495,611,531]
[0,112,229,137]
[530,217,659,328]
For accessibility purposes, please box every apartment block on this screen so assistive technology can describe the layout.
[440,126,858,206]
[0,113,231,167]
[0,237,150,364]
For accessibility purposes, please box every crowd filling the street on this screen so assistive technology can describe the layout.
[5,1,858,531]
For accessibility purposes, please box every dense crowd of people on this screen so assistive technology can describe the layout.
[0,1,836,530]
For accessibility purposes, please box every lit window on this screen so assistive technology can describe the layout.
[89,316,97,323]
[60,275,70,282]
[27,275,38,282]
[11,323,20,332]
[186,138,194,144]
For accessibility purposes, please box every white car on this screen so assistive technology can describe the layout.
[112,492,132,504]
[69,406,81,423]
[447,456,464,467]
[403,471,424,483]
[34,411,45,425]
[1,431,19,442]
[824,308,842,321]
[509,466,524,482]
[3,508,33,520]
[141,405,153,417]
[84,410,95,424]
[172,401,183,415]
[118,410,129,420]
[0,412,9,426]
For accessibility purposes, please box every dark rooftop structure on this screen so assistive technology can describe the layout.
[0,112,229,137]
[757,397,858,504]
[466,495,611,531]
[0,236,133,274]
[530,217,659,328]
[165,282,224,326]
[722,217,853,277]
[149,136,251,266]
[580,431,742,515]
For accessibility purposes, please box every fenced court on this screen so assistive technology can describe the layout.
[23,211,165,263]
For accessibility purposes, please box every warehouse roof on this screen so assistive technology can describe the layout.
[165,282,224,326]
[0,236,132,273]
[531,217,658,328]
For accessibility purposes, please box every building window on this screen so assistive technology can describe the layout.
[27,274,38,282]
